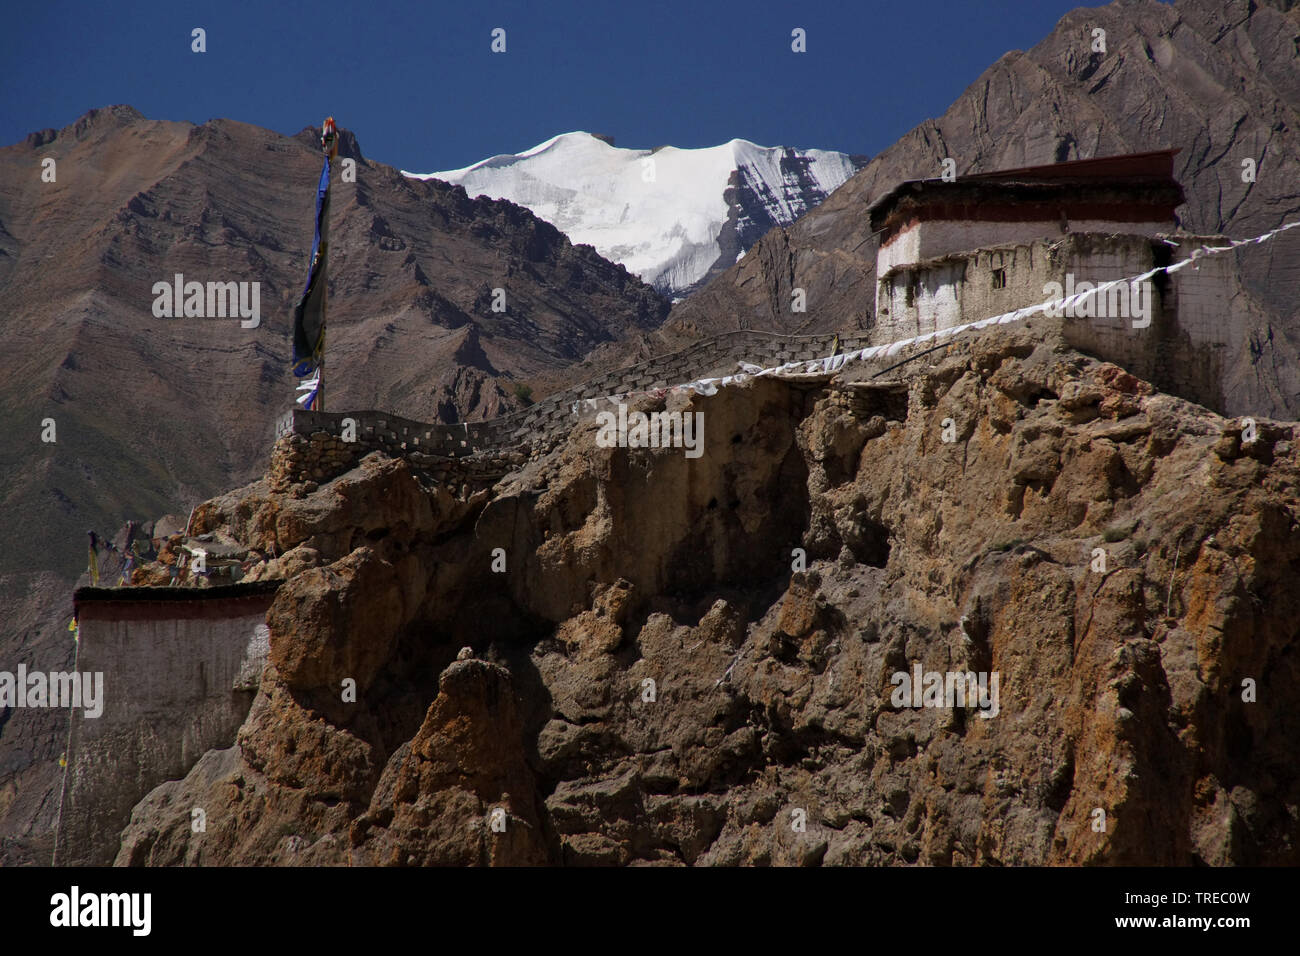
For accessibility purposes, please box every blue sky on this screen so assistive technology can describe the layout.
[2,0,1115,170]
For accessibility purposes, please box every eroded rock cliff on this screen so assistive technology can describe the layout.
[116,322,1300,865]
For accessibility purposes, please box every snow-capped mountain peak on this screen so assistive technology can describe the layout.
[405,132,865,298]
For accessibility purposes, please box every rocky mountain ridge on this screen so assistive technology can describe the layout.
[410,132,866,297]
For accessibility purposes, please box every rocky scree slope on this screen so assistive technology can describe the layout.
[115,323,1299,865]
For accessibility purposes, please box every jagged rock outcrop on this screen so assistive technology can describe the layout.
[114,321,1300,865]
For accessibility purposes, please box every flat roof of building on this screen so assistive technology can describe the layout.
[74,580,283,605]
[868,149,1185,235]
[961,148,1180,184]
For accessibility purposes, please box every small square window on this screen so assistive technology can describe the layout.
[991,268,1007,290]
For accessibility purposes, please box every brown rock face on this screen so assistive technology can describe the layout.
[351,660,550,866]
[113,323,1300,866]
[267,547,407,693]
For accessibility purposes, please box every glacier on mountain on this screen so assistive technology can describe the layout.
[405,132,863,297]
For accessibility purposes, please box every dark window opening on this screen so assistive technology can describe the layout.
[904,275,918,308]
[991,268,1007,290]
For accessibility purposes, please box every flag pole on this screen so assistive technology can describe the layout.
[290,116,338,414]
[318,117,337,412]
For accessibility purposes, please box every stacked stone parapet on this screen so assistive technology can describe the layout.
[266,329,961,492]
[273,330,882,465]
